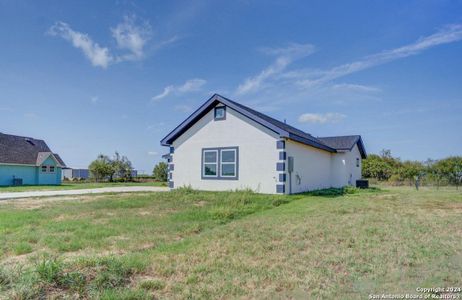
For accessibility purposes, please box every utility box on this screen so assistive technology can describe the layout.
[287,156,294,173]
[356,179,369,189]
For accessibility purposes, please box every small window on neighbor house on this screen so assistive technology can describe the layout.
[49,166,55,173]
[41,166,47,172]
[214,106,226,120]
[356,158,360,167]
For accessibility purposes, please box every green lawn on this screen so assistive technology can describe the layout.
[0,187,461,299]
[0,181,167,193]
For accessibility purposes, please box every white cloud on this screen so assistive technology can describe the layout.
[236,43,315,95]
[147,151,158,156]
[48,22,113,68]
[298,112,346,124]
[331,83,381,93]
[111,15,151,61]
[296,24,462,88]
[48,15,174,68]
[152,78,207,101]
[178,78,207,92]
[152,85,175,101]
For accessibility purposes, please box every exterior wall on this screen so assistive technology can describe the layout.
[284,140,333,193]
[37,156,61,185]
[171,105,280,194]
[0,164,38,186]
[330,145,362,187]
[281,141,363,193]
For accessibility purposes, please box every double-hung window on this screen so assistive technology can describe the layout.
[220,149,237,177]
[203,150,219,177]
[202,147,238,180]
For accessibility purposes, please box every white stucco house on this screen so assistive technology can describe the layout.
[161,94,367,194]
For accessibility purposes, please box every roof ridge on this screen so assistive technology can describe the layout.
[0,132,44,141]
[218,95,319,139]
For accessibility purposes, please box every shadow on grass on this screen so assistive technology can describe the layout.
[300,186,382,198]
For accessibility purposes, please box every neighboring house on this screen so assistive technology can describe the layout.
[161,94,367,194]
[0,133,66,186]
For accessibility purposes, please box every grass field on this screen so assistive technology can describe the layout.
[0,181,167,193]
[0,187,461,299]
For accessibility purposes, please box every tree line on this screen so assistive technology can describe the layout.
[363,150,462,188]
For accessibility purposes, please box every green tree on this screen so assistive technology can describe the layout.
[112,152,134,181]
[362,154,393,181]
[153,162,168,182]
[89,154,114,182]
[433,156,462,189]
[396,161,425,186]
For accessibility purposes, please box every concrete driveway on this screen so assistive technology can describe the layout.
[0,186,169,200]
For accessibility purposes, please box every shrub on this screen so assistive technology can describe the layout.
[153,162,168,182]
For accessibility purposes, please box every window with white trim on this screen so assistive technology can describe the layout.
[221,149,237,177]
[41,165,47,173]
[203,150,218,177]
[49,166,55,173]
[214,106,226,120]
[202,147,238,180]
[356,158,360,167]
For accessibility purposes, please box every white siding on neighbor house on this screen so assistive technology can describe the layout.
[172,105,280,194]
[284,140,333,193]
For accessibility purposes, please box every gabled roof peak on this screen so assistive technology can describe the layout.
[160,94,366,156]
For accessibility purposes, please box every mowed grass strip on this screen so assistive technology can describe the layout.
[0,187,461,299]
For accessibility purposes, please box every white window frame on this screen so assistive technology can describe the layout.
[214,106,226,120]
[202,149,219,178]
[220,149,237,177]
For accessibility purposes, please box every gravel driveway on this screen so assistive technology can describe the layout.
[0,186,169,200]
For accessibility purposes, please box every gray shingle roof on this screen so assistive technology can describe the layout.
[161,94,366,157]
[318,135,367,158]
[223,96,335,152]
[0,133,66,166]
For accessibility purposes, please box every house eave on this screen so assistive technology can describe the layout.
[160,94,289,146]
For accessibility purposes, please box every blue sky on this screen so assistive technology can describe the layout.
[0,1,461,172]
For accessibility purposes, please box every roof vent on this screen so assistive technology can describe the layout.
[25,138,35,146]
